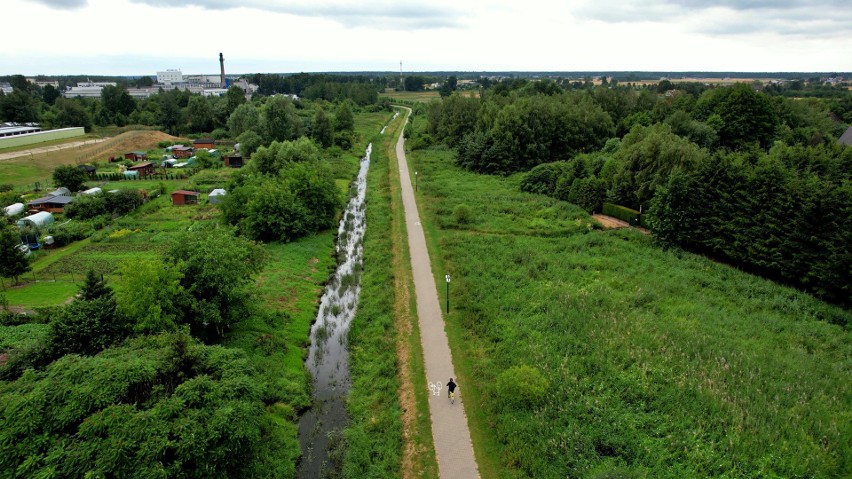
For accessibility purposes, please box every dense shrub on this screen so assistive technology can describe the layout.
[65,193,108,219]
[495,365,549,410]
[451,93,614,174]
[602,203,642,225]
[452,203,473,225]
[568,176,606,213]
[223,160,341,242]
[648,153,852,307]
[45,221,93,246]
[65,190,143,220]
[0,332,278,478]
[520,161,570,195]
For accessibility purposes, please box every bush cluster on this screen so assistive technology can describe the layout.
[64,190,143,220]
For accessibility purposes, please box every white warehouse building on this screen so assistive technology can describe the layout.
[157,69,184,84]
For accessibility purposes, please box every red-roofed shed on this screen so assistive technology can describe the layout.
[127,161,154,178]
[171,190,200,205]
[173,146,194,158]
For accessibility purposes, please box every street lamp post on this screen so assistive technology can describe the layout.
[415,171,418,191]
[445,273,451,314]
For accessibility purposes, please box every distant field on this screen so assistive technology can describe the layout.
[0,130,182,188]
[627,77,771,86]
[381,90,440,102]
[0,134,101,155]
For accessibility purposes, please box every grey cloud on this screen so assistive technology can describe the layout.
[696,15,843,37]
[577,0,852,36]
[28,0,88,8]
[128,0,462,29]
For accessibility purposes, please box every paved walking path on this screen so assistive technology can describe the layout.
[394,109,480,479]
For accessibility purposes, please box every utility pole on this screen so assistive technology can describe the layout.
[400,60,403,91]
[445,274,451,314]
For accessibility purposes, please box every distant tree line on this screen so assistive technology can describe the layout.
[415,79,852,306]
[0,73,388,137]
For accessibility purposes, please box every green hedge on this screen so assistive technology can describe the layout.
[602,203,643,225]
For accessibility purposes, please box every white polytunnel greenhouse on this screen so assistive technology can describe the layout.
[17,211,55,229]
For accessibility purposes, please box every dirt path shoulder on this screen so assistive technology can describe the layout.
[593,214,651,235]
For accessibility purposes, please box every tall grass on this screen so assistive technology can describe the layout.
[343,124,405,476]
[409,142,852,478]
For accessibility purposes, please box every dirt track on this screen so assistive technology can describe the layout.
[593,214,651,235]
[0,138,110,161]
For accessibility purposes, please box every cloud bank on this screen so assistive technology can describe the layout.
[28,0,87,8]
[127,0,463,29]
[577,0,852,36]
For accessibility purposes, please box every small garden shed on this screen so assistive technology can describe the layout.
[223,154,244,168]
[171,190,200,205]
[124,151,148,161]
[173,146,193,158]
[127,162,154,178]
[78,164,97,177]
[193,138,215,149]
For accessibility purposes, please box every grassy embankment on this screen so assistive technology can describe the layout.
[343,110,439,477]
[407,140,851,478]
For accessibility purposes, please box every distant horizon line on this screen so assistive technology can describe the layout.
[8,70,851,79]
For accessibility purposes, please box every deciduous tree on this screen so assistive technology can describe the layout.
[0,225,30,285]
[52,164,88,191]
[311,107,334,148]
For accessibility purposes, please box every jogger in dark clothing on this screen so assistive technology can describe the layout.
[447,378,457,399]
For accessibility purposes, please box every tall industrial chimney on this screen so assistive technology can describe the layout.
[219,52,225,88]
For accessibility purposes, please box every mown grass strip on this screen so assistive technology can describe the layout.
[344,123,404,475]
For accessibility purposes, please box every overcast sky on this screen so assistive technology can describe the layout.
[3,0,851,76]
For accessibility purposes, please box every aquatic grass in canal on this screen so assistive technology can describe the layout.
[296,143,373,478]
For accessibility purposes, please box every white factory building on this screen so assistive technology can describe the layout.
[156,69,184,84]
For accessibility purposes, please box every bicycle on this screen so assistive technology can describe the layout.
[449,390,455,404]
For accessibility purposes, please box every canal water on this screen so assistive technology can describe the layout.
[380,111,399,134]
[296,143,372,478]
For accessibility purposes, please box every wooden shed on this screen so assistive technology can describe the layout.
[173,146,194,158]
[124,151,148,161]
[127,161,154,178]
[28,195,74,213]
[223,154,244,168]
[193,138,215,149]
[171,190,200,205]
[78,164,97,177]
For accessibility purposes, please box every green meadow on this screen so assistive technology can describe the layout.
[407,142,851,478]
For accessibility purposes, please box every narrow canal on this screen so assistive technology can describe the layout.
[296,143,372,478]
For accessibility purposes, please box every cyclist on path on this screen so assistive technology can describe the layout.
[447,378,457,400]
